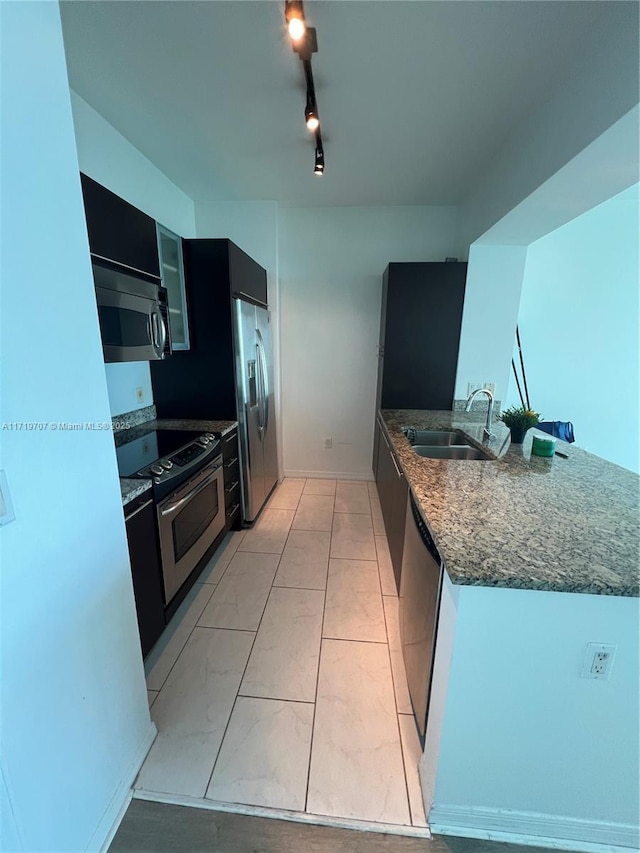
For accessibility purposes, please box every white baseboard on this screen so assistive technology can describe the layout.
[429,804,639,853]
[284,469,374,481]
[85,721,157,853]
[133,789,431,839]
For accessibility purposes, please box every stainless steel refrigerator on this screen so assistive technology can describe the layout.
[233,299,278,522]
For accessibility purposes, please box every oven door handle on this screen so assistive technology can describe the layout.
[160,466,220,519]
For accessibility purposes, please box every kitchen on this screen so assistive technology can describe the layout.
[1,2,639,853]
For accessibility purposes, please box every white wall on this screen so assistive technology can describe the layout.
[70,92,197,417]
[505,186,639,473]
[455,6,639,255]
[430,585,640,849]
[278,206,457,478]
[454,244,527,405]
[1,5,154,850]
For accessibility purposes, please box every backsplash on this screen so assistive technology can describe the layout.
[453,398,502,414]
[112,404,156,432]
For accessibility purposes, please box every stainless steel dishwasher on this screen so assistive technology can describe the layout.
[399,492,444,743]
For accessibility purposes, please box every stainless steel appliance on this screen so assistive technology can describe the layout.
[234,299,278,523]
[399,492,444,743]
[93,261,171,362]
[116,428,224,605]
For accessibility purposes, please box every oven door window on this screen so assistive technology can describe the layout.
[172,478,220,563]
[98,305,150,348]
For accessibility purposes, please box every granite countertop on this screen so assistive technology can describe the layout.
[120,477,152,508]
[381,409,640,597]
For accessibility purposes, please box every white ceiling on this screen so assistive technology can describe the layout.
[60,1,628,207]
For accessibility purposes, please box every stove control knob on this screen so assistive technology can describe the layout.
[197,437,209,446]
[150,464,164,476]
[206,433,215,441]
[153,477,161,485]
[161,460,173,470]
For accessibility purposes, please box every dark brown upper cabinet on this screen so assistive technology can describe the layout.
[377,262,467,411]
[80,173,160,279]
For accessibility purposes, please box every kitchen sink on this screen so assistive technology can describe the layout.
[412,445,492,460]
[406,429,469,446]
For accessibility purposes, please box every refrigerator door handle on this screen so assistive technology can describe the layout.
[255,341,265,436]
[256,329,269,437]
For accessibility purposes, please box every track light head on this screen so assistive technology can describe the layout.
[285,1,306,41]
[305,95,319,131]
[314,137,324,175]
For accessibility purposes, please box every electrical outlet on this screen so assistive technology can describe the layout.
[581,643,617,680]
[324,437,333,449]
[467,382,482,396]
[135,386,145,403]
[483,382,495,395]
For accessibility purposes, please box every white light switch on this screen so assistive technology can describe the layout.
[0,471,16,526]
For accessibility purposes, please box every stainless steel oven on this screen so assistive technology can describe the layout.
[157,453,225,604]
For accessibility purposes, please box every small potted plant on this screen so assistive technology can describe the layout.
[499,405,541,444]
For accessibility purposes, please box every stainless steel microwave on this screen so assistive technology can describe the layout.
[93,261,172,363]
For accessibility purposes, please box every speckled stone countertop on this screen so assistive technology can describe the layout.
[120,477,152,508]
[381,409,640,597]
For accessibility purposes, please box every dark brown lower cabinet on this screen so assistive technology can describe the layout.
[374,416,408,593]
[221,429,241,530]
[124,492,166,659]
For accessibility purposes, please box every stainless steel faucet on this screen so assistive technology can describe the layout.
[465,388,495,440]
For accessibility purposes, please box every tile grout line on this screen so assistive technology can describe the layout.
[303,495,335,814]
[144,530,244,695]
[201,542,290,799]
[378,541,414,827]
[204,478,306,802]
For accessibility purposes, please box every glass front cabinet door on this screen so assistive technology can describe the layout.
[157,225,190,350]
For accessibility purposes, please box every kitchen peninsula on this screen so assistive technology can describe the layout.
[378,410,639,849]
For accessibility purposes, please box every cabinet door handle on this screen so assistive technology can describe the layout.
[225,480,239,494]
[224,433,237,444]
[390,451,404,479]
[381,428,391,449]
[227,502,240,516]
[224,456,238,468]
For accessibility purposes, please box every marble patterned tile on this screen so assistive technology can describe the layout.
[199,530,246,585]
[273,530,330,590]
[370,496,385,536]
[237,509,295,554]
[330,513,376,561]
[145,583,216,692]
[323,559,386,643]
[307,639,411,825]
[303,479,337,495]
[198,552,280,631]
[268,479,306,511]
[398,714,428,827]
[206,696,314,810]
[136,627,254,798]
[147,690,158,708]
[334,482,372,514]
[383,596,413,715]
[291,494,334,533]
[376,535,398,596]
[240,587,324,702]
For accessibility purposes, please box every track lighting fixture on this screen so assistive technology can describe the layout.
[283,1,327,175]
[285,0,306,42]
[314,134,324,175]
[305,94,319,132]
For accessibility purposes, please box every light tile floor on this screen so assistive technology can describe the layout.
[136,478,426,830]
